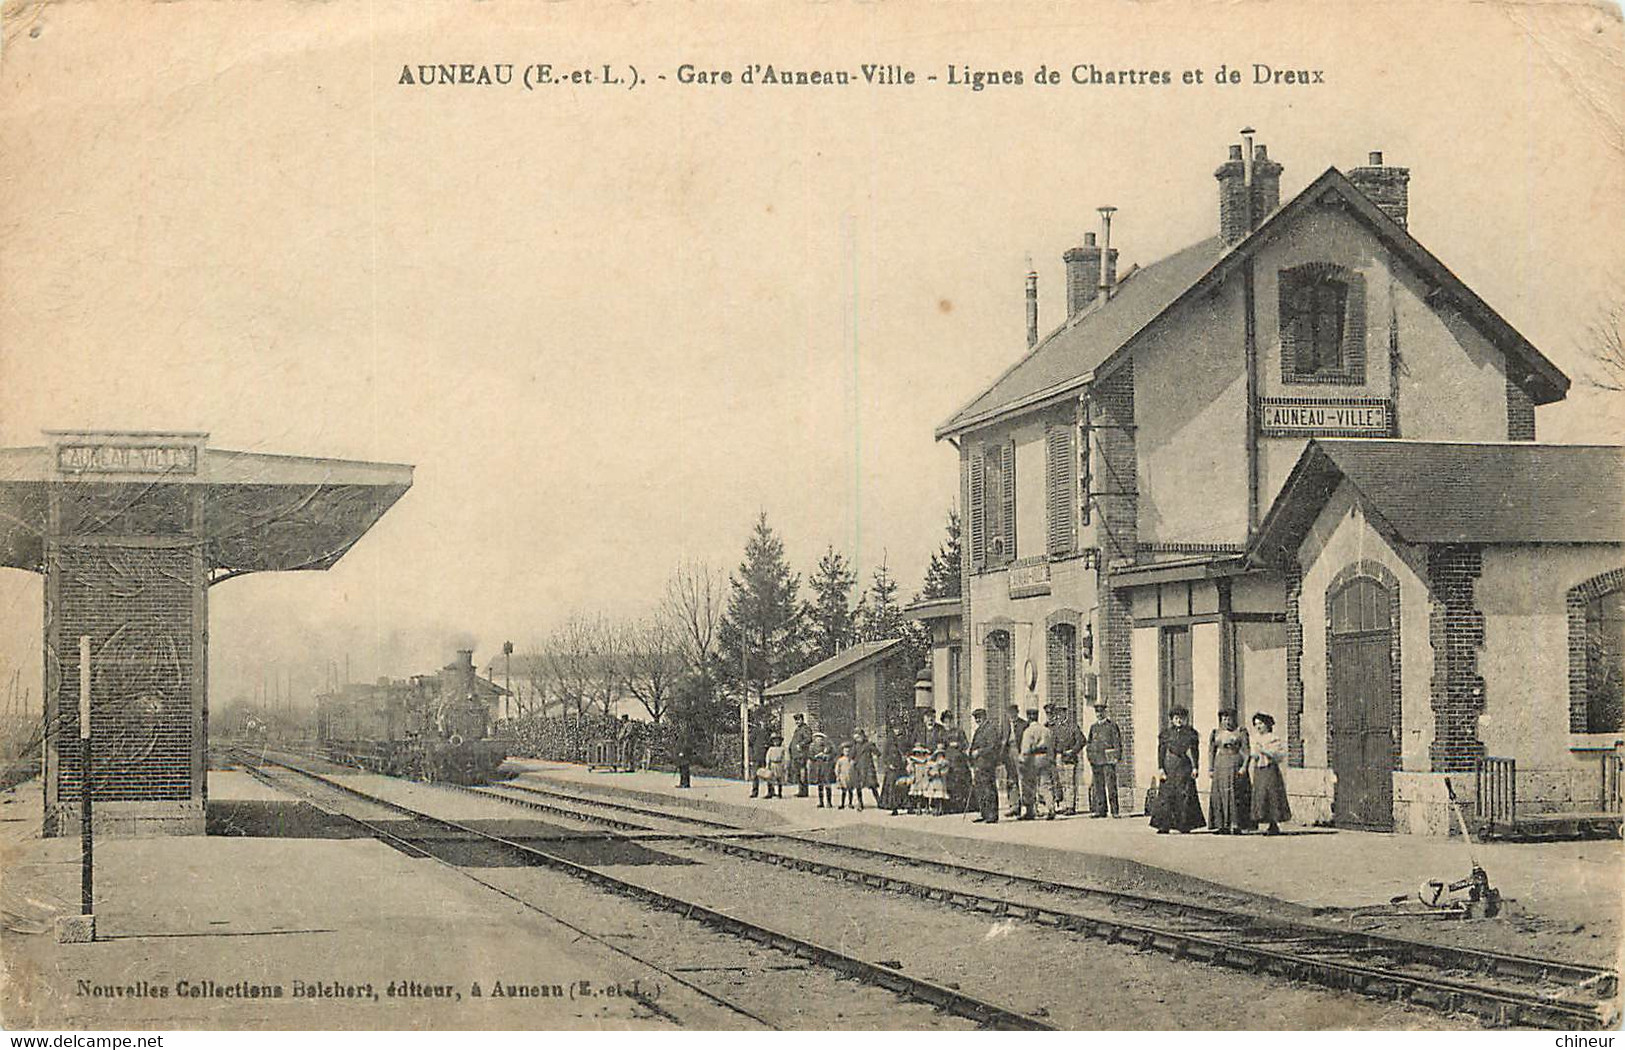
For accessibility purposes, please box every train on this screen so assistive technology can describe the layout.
[315,650,508,784]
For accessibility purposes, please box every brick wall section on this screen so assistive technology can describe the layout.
[1427,545,1487,772]
[1284,565,1305,766]
[1506,373,1536,441]
[1325,561,1403,782]
[51,544,201,804]
[959,442,973,709]
[1092,361,1138,796]
[45,483,207,835]
[1567,567,1625,732]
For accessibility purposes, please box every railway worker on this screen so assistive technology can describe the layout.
[615,714,635,772]
[788,712,813,798]
[1051,702,1085,815]
[1019,707,1058,820]
[1085,703,1122,818]
[671,705,703,789]
[967,707,1001,823]
[1003,703,1028,818]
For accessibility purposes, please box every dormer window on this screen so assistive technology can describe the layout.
[1280,263,1366,385]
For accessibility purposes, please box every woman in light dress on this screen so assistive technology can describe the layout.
[1248,712,1291,835]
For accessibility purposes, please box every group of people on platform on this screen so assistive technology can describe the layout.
[1148,706,1291,835]
[744,703,1293,836]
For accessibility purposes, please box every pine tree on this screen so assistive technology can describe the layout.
[856,553,907,642]
[806,545,857,661]
[919,509,963,601]
[719,512,806,704]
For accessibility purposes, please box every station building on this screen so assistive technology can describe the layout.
[934,140,1622,833]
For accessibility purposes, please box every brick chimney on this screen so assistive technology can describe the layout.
[1063,233,1102,317]
[1215,139,1284,245]
[1348,150,1410,229]
[1025,267,1040,347]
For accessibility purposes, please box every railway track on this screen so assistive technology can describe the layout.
[226,749,1051,1031]
[449,773,1620,1031]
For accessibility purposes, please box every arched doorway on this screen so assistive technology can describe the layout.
[1329,575,1395,830]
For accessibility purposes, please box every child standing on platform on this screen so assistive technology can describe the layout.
[907,744,931,815]
[809,732,835,808]
[926,745,950,816]
[835,742,858,810]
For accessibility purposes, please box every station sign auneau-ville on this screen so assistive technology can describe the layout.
[1258,397,1393,438]
[52,433,203,475]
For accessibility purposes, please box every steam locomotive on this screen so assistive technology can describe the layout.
[315,650,508,784]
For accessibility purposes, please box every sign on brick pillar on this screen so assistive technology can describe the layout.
[1427,545,1487,773]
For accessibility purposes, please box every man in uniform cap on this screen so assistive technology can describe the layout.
[788,712,813,797]
[967,708,1001,822]
[1050,702,1085,815]
[1085,702,1123,818]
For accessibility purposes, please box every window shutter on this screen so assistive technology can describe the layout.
[968,450,986,570]
[1046,623,1077,705]
[1001,441,1016,562]
[1045,424,1076,557]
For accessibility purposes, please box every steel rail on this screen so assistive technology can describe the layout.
[234,751,1053,1032]
[487,777,1617,988]
[229,757,750,1028]
[463,776,1619,1030]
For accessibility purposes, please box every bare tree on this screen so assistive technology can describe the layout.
[577,613,624,719]
[543,618,597,720]
[664,557,724,683]
[622,614,682,723]
[1582,299,1625,393]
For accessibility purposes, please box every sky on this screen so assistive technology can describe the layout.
[0,0,1621,711]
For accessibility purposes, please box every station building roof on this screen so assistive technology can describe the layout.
[764,638,907,698]
[936,167,1570,439]
[1251,439,1624,567]
[0,431,412,579]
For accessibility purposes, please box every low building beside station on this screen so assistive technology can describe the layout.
[1251,439,1622,833]
[764,638,915,745]
[934,137,1621,833]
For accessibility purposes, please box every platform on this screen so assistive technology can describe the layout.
[0,773,743,1030]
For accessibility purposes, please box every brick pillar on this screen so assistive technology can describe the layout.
[1284,565,1306,767]
[1427,545,1486,773]
[1092,362,1138,798]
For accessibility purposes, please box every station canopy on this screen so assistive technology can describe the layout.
[0,431,413,582]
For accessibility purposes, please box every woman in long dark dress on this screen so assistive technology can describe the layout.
[881,723,910,815]
[1150,706,1205,833]
[1249,712,1292,834]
